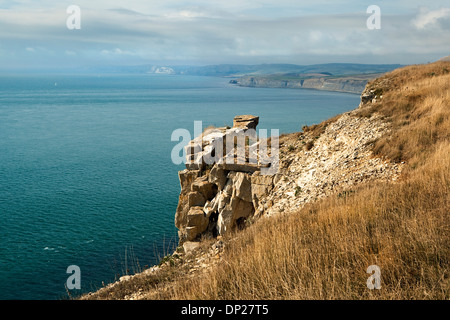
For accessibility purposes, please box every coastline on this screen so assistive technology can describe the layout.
[228,74,382,94]
[82,61,450,300]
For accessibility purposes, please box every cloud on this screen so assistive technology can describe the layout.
[0,1,450,69]
[413,7,450,29]
[100,48,136,56]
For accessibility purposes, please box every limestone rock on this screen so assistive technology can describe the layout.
[185,226,198,242]
[175,170,200,230]
[175,116,264,241]
[228,171,252,202]
[184,206,210,241]
[233,115,259,129]
[183,241,200,255]
[218,160,260,173]
[208,164,228,190]
[216,190,231,212]
[179,169,200,193]
[191,177,216,200]
[175,194,190,230]
[187,206,209,232]
[217,197,254,235]
[203,200,216,218]
[251,171,274,209]
[187,191,206,207]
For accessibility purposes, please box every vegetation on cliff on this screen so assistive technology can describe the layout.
[83,61,449,300]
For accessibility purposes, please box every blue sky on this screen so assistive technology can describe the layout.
[0,0,449,70]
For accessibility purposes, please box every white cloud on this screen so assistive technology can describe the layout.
[100,48,136,56]
[413,7,450,29]
[1,1,450,68]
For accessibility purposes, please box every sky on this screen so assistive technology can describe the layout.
[0,0,450,70]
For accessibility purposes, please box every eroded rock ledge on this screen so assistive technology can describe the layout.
[175,115,276,242]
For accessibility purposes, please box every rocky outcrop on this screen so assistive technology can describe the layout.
[175,97,403,243]
[175,115,277,243]
[232,115,259,129]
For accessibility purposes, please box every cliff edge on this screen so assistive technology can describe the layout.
[174,110,402,244]
[231,73,382,94]
[82,61,449,300]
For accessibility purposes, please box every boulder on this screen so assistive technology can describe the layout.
[175,115,266,243]
[228,171,252,202]
[216,190,231,211]
[186,206,210,241]
[175,193,190,230]
[183,241,200,255]
[230,197,254,221]
[218,159,260,173]
[185,227,198,242]
[187,206,209,230]
[203,200,215,218]
[208,164,228,190]
[216,171,255,235]
[191,177,216,200]
[217,197,254,235]
[178,169,200,193]
[187,191,206,207]
[251,172,274,209]
[233,115,259,130]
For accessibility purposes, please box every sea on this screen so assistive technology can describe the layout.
[0,74,360,299]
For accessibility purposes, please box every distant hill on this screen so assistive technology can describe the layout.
[438,55,450,62]
[86,63,403,77]
[84,62,403,94]
[169,63,403,77]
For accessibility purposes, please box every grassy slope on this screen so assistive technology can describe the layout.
[84,62,450,300]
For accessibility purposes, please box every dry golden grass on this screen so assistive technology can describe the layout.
[156,142,448,300]
[357,62,450,163]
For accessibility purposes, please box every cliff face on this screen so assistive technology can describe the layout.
[232,75,376,94]
[174,115,277,243]
[174,100,403,244]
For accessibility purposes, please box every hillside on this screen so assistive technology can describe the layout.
[82,61,449,300]
[82,63,401,94]
[230,73,380,94]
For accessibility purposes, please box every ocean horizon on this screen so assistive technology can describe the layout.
[0,73,360,299]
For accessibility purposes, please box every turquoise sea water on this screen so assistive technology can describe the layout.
[0,74,360,299]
